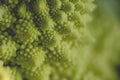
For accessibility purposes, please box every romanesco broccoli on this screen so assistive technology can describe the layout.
[0,0,96,80]
[0,0,119,80]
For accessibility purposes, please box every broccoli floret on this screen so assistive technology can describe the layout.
[0,32,16,62]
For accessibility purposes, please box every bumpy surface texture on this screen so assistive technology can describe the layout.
[0,0,96,80]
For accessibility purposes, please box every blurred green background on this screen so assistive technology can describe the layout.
[91,0,120,78]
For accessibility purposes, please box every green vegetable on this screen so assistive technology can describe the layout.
[0,0,119,80]
[0,0,96,80]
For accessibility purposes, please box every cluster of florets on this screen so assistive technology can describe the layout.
[0,0,95,80]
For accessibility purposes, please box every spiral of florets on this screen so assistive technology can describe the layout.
[14,19,40,44]
[15,44,45,69]
[0,5,16,31]
[0,0,96,80]
[21,64,51,80]
[0,32,16,62]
